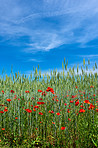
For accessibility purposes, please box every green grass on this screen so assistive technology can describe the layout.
[0,59,98,148]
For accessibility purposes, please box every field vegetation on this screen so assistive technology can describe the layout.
[0,58,98,148]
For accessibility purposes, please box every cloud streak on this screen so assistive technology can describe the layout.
[0,0,98,52]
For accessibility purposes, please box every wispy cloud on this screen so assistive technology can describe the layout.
[77,55,98,58]
[0,0,98,52]
[28,58,42,62]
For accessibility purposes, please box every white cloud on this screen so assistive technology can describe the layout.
[77,55,98,58]
[28,58,42,62]
[0,0,98,51]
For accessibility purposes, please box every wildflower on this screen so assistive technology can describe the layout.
[39,98,43,100]
[31,97,35,99]
[6,99,11,102]
[52,122,55,124]
[4,109,8,112]
[90,85,94,88]
[67,109,70,113]
[79,109,85,113]
[75,86,78,88]
[80,105,83,108]
[0,111,4,113]
[72,95,77,98]
[46,87,54,92]
[56,112,61,115]
[15,117,18,119]
[2,90,4,94]
[93,94,95,96]
[33,108,36,111]
[88,104,95,110]
[34,105,39,108]
[75,100,79,106]
[61,127,66,130]
[84,100,90,104]
[38,89,43,92]
[49,110,54,114]
[39,112,43,115]
[10,90,14,93]
[68,118,71,121]
[25,109,32,113]
[70,100,73,103]
[25,90,29,93]
[2,128,5,130]
[41,91,47,96]
[55,99,59,102]
[96,109,98,112]
[37,102,45,105]
[64,103,67,106]
[0,104,4,106]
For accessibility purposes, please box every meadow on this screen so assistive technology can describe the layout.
[0,59,98,148]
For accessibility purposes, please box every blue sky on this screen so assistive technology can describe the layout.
[0,0,98,77]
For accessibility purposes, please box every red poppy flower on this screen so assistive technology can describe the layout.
[39,112,43,115]
[93,94,95,96]
[72,95,77,98]
[79,109,85,113]
[75,86,78,88]
[31,97,35,99]
[2,90,4,94]
[15,117,18,119]
[34,105,39,108]
[70,100,73,103]
[41,91,47,96]
[56,112,61,115]
[6,99,11,102]
[25,109,32,113]
[0,111,4,113]
[46,87,54,92]
[49,110,54,113]
[90,85,94,88]
[75,100,79,106]
[52,122,55,124]
[68,118,71,121]
[80,105,83,108]
[84,100,90,104]
[0,104,4,106]
[61,127,66,130]
[2,128,5,130]
[10,90,14,93]
[25,90,29,93]
[88,104,95,110]
[37,102,45,105]
[67,109,70,113]
[33,108,36,111]
[38,89,43,92]
[96,109,98,112]
[39,98,43,100]
[4,109,8,112]
[64,103,67,106]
